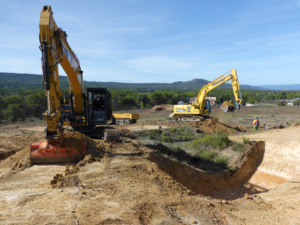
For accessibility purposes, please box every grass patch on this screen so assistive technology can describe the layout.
[139,128,246,172]
[214,155,229,167]
[186,131,230,151]
[242,137,251,144]
[194,149,217,160]
[232,143,245,152]
[147,143,229,171]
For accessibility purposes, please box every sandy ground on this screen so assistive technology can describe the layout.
[0,120,299,224]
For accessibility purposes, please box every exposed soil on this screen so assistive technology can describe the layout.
[0,106,299,224]
[189,117,248,134]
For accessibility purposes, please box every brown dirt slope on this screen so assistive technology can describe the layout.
[0,124,299,224]
[190,117,248,134]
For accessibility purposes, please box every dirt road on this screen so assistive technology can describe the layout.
[0,124,299,224]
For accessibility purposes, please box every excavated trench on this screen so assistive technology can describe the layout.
[149,140,300,199]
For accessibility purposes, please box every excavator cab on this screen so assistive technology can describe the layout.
[205,99,211,113]
[86,88,113,126]
[30,88,113,164]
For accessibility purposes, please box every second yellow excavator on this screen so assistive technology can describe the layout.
[170,68,242,121]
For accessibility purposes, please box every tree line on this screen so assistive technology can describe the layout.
[1,88,300,123]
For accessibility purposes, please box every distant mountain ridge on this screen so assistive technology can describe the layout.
[0,72,267,91]
[258,84,300,90]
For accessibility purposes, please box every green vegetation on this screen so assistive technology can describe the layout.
[194,149,217,160]
[276,101,286,106]
[242,137,251,144]
[232,143,245,152]
[0,92,46,123]
[138,127,196,142]
[139,129,236,171]
[186,131,230,151]
[294,100,300,106]
[1,73,300,123]
[149,143,229,171]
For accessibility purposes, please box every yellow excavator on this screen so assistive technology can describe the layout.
[171,68,242,121]
[30,6,114,163]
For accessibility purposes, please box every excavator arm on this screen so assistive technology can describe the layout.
[229,68,243,110]
[39,5,84,135]
[194,68,242,110]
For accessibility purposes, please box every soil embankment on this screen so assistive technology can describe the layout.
[0,124,299,224]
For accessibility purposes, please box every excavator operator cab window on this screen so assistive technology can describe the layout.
[87,91,106,123]
[205,99,211,113]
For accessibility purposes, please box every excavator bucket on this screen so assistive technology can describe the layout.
[30,140,86,164]
[220,101,235,112]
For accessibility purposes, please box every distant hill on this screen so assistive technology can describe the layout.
[258,84,300,90]
[0,72,265,92]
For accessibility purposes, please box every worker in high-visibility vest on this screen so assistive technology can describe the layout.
[253,116,260,130]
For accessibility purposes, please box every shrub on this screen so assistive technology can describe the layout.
[195,149,217,160]
[151,143,229,171]
[189,131,230,151]
[214,155,228,167]
[242,137,251,144]
[232,143,244,152]
[4,104,26,122]
[276,101,286,106]
[294,100,300,106]
[139,129,161,140]
[163,127,196,142]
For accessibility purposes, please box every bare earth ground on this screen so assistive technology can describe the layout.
[0,106,299,224]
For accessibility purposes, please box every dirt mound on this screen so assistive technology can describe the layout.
[50,154,104,188]
[63,131,100,156]
[190,117,236,134]
[0,149,17,161]
[0,136,42,161]
[0,147,32,180]
[11,148,31,171]
[0,131,104,180]
[50,172,82,188]
[220,101,234,112]
[49,140,145,189]
[152,104,174,111]
[63,131,115,158]
[50,165,82,188]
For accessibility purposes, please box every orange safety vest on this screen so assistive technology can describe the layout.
[253,119,259,126]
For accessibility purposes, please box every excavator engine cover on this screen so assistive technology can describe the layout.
[30,140,86,164]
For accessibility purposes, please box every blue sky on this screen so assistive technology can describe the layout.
[0,0,299,85]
